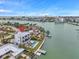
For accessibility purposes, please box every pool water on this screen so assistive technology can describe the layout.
[31,40,39,48]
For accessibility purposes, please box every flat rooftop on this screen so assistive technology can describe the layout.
[0,44,24,57]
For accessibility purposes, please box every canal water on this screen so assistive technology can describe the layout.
[1,20,79,59]
[38,23,79,59]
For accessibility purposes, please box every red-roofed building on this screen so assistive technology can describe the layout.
[18,25,26,32]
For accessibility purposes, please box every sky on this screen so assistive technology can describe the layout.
[0,0,79,16]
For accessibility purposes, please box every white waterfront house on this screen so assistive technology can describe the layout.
[14,31,31,46]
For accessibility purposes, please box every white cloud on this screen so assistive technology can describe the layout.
[43,6,79,16]
[14,11,50,16]
[0,1,4,4]
[0,0,7,4]
[1,7,79,16]
[55,10,79,16]
[41,6,79,16]
[0,9,12,13]
[27,12,49,16]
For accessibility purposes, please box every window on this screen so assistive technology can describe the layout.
[16,43,18,45]
[25,39,28,41]
[28,34,29,36]
[22,37,25,39]
[0,56,2,58]
[25,35,27,37]
[28,37,31,39]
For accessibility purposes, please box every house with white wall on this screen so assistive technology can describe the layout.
[14,31,31,46]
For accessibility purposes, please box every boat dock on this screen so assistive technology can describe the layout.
[38,49,47,55]
[35,49,47,56]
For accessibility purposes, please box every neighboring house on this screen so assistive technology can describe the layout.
[0,44,24,59]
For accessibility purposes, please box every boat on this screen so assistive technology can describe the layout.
[46,35,52,38]
[38,49,47,55]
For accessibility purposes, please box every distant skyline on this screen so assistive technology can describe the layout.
[0,0,79,16]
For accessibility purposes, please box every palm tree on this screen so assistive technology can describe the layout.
[14,22,19,27]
